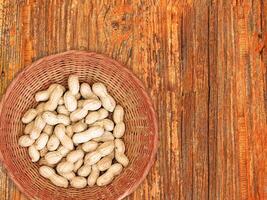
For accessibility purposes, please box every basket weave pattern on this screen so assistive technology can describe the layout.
[0,51,158,200]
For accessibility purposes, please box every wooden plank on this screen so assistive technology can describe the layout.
[235,1,266,199]
[208,0,219,199]
[214,1,240,199]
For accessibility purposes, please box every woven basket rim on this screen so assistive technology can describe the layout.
[0,50,158,200]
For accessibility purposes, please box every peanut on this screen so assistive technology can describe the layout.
[85,112,99,125]
[35,84,57,102]
[84,151,102,166]
[97,141,115,156]
[84,141,114,165]
[72,104,84,116]
[18,135,35,147]
[114,139,129,167]
[85,108,109,125]
[113,122,125,138]
[73,159,84,173]
[77,164,91,177]
[22,108,37,124]
[93,131,114,142]
[98,108,109,119]
[75,92,81,100]
[96,163,123,186]
[30,115,46,139]
[92,119,114,131]
[66,149,84,163]
[28,145,40,162]
[47,135,60,151]
[57,115,71,125]
[70,99,101,122]
[45,146,70,165]
[42,111,70,126]
[57,105,70,116]
[80,83,99,99]
[44,85,65,111]
[24,121,34,134]
[77,100,86,108]
[101,96,116,112]
[81,141,98,152]
[43,124,53,135]
[36,103,45,114]
[91,82,108,97]
[39,166,68,188]
[72,120,87,132]
[58,97,64,105]
[114,139,125,153]
[39,157,56,168]
[56,161,74,174]
[70,176,87,189]
[92,82,116,112]
[64,91,77,112]
[113,105,124,124]
[57,146,70,157]
[80,83,92,99]
[87,164,100,186]
[66,125,74,138]
[54,124,74,150]
[72,126,104,144]
[45,151,63,165]
[97,152,114,171]
[82,99,102,111]
[60,172,75,180]
[39,147,48,157]
[68,75,79,95]
[35,133,49,150]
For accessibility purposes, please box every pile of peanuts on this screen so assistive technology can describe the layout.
[18,75,129,188]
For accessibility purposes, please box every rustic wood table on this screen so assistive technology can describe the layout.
[0,1,266,200]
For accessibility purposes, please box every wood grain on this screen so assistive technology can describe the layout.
[0,0,266,199]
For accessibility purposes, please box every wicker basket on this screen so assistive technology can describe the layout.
[0,51,158,200]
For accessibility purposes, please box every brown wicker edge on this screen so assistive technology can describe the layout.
[0,50,159,200]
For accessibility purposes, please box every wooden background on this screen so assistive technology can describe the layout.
[0,0,266,199]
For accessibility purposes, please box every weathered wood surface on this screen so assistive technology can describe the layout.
[0,0,266,199]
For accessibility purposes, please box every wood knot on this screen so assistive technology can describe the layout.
[111,21,119,30]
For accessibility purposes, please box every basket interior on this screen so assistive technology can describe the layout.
[0,52,157,200]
